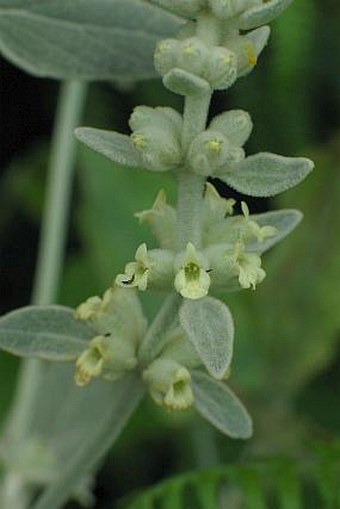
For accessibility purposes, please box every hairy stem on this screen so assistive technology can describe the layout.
[181,92,212,151]
[177,92,211,250]
[177,171,205,249]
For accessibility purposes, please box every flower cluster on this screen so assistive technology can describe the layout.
[116,184,277,299]
[150,0,286,97]
[73,0,312,425]
[74,288,147,386]
[75,288,203,411]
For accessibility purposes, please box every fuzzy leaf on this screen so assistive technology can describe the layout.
[239,0,294,30]
[0,306,93,361]
[75,128,142,169]
[179,297,234,379]
[192,371,253,439]
[0,0,180,80]
[221,153,314,197]
[32,373,144,509]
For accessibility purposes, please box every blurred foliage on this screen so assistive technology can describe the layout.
[0,0,339,507]
[120,440,340,509]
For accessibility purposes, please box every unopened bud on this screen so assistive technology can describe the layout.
[143,358,194,411]
[209,110,253,148]
[129,106,183,172]
[209,0,258,20]
[135,190,177,250]
[177,37,208,75]
[75,335,137,387]
[206,47,238,90]
[188,131,244,177]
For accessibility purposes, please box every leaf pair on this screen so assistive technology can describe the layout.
[76,128,313,197]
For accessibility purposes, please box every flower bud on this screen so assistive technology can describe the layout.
[154,38,180,76]
[224,26,270,77]
[143,358,194,411]
[202,183,235,241]
[149,0,206,19]
[206,46,238,90]
[174,243,211,299]
[75,287,147,342]
[208,0,258,20]
[129,106,182,133]
[129,106,183,172]
[135,190,177,250]
[209,110,253,147]
[131,129,182,172]
[75,335,137,387]
[188,131,244,177]
[177,37,208,75]
[116,244,175,292]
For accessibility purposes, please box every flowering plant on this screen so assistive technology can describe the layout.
[0,1,315,507]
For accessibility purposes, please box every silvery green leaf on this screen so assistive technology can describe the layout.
[0,0,180,80]
[239,0,294,30]
[220,152,314,197]
[192,371,253,439]
[163,68,211,96]
[0,306,93,361]
[179,297,234,380]
[75,128,143,168]
[248,209,303,253]
[32,372,144,509]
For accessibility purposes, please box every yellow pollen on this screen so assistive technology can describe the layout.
[223,55,233,65]
[132,134,147,149]
[183,46,194,56]
[247,47,257,66]
[158,42,169,54]
[207,139,222,153]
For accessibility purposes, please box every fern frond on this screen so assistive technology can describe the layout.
[120,442,340,509]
